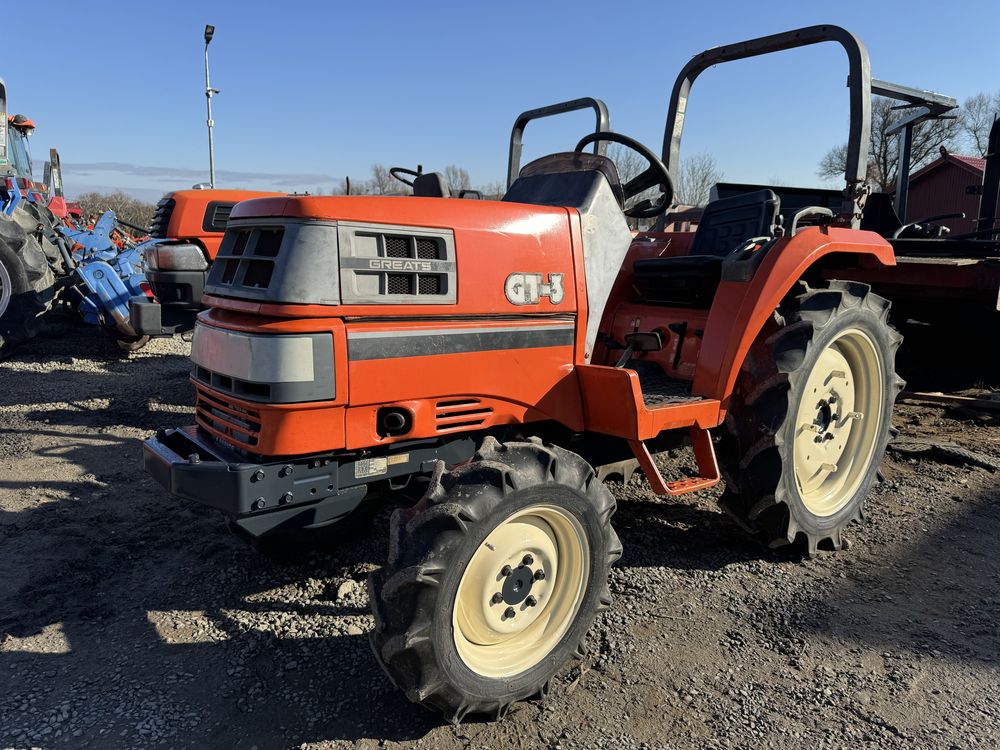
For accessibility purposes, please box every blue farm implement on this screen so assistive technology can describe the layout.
[1,76,157,353]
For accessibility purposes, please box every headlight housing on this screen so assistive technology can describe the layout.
[144,242,209,272]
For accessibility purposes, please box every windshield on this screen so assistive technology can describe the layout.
[6,127,32,180]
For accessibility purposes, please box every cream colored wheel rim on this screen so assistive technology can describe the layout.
[793,328,884,517]
[452,504,590,678]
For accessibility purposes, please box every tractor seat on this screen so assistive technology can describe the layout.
[503,152,625,209]
[413,172,451,198]
[633,189,779,307]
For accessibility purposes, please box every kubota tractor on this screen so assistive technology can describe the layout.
[128,188,284,339]
[145,26,909,721]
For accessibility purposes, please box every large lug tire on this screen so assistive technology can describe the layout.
[0,220,55,355]
[717,280,904,555]
[368,437,622,724]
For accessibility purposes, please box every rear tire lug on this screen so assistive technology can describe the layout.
[504,607,516,619]
[491,592,503,605]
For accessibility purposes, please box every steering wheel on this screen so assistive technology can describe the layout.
[575,132,674,218]
[390,166,422,188]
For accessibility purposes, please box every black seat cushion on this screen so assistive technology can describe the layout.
[689,189,779,256]
[632,189,779,308]
[503,152,625,208]
[413,172,451,198]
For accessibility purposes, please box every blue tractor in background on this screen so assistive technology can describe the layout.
[1,76,157,354]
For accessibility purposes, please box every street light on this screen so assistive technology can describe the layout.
[204,24,219,189]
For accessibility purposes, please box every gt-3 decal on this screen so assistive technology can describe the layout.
[504,272,565,306]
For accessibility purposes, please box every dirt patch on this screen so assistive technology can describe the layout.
[1,325,998,749]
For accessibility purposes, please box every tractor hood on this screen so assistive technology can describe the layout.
[207,196,578,318]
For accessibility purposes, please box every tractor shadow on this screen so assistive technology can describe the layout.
[799,479,1000,667]
[0,447,436,747]
[0,342,439,746]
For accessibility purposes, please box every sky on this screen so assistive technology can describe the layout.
[4,0,999,201]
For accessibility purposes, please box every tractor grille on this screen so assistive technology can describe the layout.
[435,399,493,432]
[213,227,285,291]
[195,386,261,448]
[150,198,176,238]
[338,224,456,305]
[371,232,446,297]
[202,201,236,232]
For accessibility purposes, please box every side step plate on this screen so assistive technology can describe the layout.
[628,425,720,496]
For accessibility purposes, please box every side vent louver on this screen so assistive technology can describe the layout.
[201,201,237,232]
[435,399,493,432]
[150,197,175,238]
[213,226,285,291]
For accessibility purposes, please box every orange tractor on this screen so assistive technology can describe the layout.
[129,189,283,338]
[146,25,910,721]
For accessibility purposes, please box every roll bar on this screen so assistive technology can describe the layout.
[507,97,610,188]
[661,24,873,225]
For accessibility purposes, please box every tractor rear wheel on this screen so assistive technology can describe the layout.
[368,437,621,723]
[0,223,54,355]
[717,280,903,554]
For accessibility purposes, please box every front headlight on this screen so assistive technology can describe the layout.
[144,243,209,272]
[190,322,335,403]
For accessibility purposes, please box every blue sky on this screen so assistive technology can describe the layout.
[5,0,999,201]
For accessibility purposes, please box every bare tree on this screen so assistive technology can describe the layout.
[959,92,1000,157]
[674,152,724,205]
[477,180,506,199]
[818,96,960,192]
[75,191,156,233]
[370,164,395,195]
[444,165,471,192]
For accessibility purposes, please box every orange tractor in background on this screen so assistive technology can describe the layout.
[129,188,283,338]
[146,25,914,721]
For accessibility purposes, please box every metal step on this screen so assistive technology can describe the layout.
[627,360,702,407]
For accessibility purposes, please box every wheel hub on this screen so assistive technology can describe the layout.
[500,564,537,606]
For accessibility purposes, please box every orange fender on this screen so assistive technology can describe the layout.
[692,226,895,406]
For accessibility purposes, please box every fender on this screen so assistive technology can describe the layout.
[692,225,895,406]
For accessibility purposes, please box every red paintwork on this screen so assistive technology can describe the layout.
[47,196,68,219]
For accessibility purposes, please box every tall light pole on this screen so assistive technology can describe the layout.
[204,24,219,188]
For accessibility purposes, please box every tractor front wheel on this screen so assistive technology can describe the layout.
[0,225,54,355]
[368,437,621,723]
[718,280,903,554]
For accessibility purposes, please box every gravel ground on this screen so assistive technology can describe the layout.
[1,319,998,749]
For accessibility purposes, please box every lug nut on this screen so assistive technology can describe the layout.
[252,497,266,510]
[279,492,294,505]
[188,453,201,464]
[251,469,265,482]
[500,565,513,577]
[525,596,538,607]
[521,554,534,566]
[491,592,503,604]
[533,569,546,581]
[504,607,516,619]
